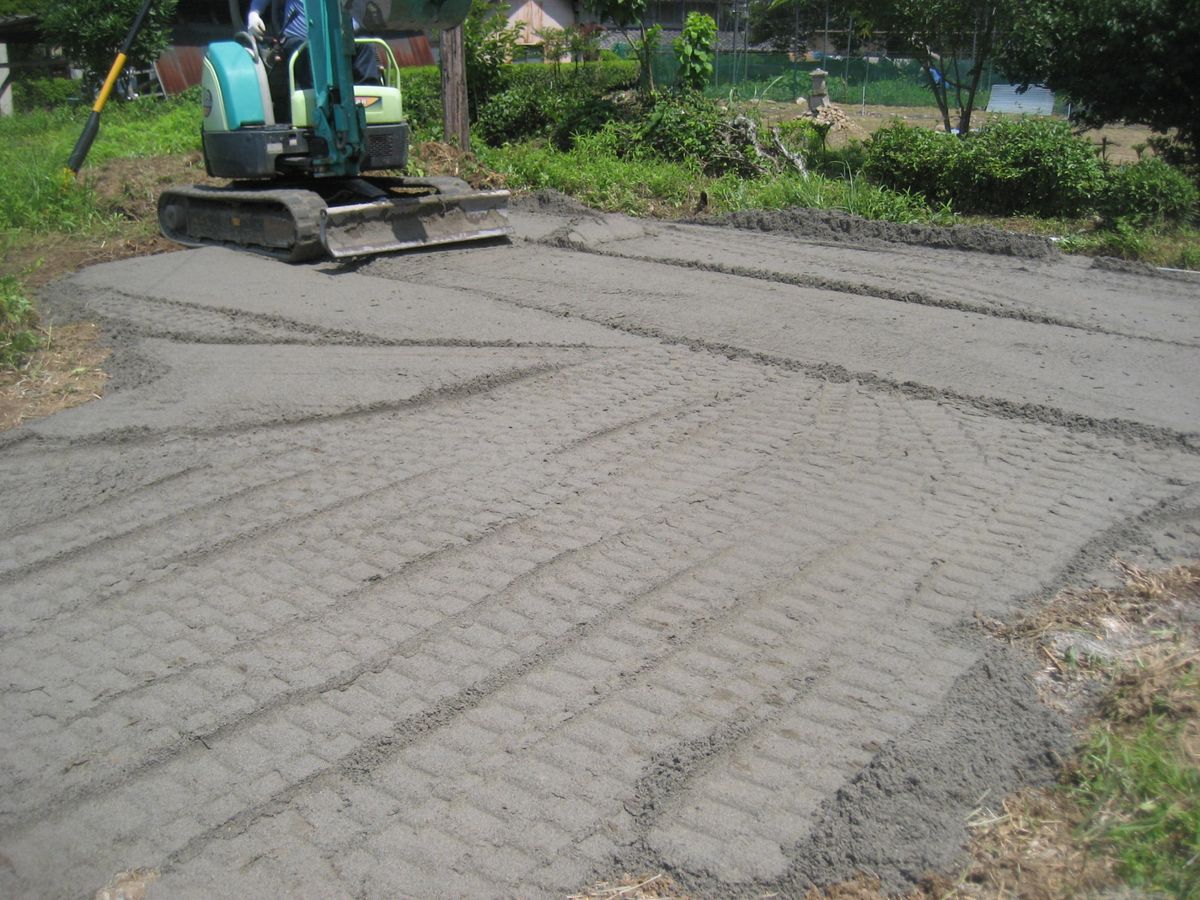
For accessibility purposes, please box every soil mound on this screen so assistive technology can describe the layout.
[785,647,1071,893]
[1090,255,1163,277]
[512,189,600,219]
[699,207,1058,259]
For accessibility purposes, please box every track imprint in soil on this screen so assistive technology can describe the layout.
[1,204,1198,898]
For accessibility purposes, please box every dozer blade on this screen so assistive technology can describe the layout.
[320,188,512,259]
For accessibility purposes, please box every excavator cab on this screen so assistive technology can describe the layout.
[196,33,408,179]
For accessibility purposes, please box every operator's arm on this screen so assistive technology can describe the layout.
[247,0,268,36]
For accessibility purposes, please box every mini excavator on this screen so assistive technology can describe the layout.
[157,0,511,261]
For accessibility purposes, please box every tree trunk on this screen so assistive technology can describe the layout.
[638,21,655,93]
[957,6,997,135]
[924,61,953,134]
[440,24,469,150]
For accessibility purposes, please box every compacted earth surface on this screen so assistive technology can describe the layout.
[1,196,1199,898]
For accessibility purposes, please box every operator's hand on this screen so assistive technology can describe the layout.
[247,9,266,38]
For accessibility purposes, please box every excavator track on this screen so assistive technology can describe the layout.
[159,178,511,262]
[158,185,329,263]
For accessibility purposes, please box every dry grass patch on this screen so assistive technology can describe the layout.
[911,791,1117,899]
[940,563,1200,898]
[981,562,1200,710]
[412,141,508,191]
[801,562,1200,900]
[93,867,158,900]
[0,322,110,431]
[570,872,689,899]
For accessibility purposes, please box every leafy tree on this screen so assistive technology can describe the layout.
[750,0,852,54]
[0,0,50,16]
[583,0,657,92]
[674,12,716,92]
[998,0,1200,171]
[566,23,602,65]
[41,0,178,90]
[855,0,1011,135]
[535,25,571,70]
[461,0,523,114]
[535,24,599,71]
[749,0,793,52]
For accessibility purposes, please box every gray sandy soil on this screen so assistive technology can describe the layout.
[2,201,1199,898]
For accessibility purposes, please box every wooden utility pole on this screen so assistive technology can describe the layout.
[440,24,470,150]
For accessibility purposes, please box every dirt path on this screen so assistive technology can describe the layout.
[1,203,1199,897]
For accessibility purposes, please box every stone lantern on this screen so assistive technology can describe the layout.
[807,67,831,110]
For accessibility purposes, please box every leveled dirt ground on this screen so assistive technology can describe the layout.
[1,198,1199,897]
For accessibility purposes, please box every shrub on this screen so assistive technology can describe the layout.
[0,275,40,369]
[503,59,638,92]
[404,57,629,137]
[1099,157,1198,227]
[476,81,565,145]
[823,139,868,176]
[463,0,523,114]
[636,90,725,165]
[481,126,950,224]
[550,94,625,149]
[963,117,1104,217]
[674,12,716,93]
[14,77,80,111]
[863,122,964,206]
[774,118,831,169]
[42,0,178,87]
[474,62,639,147]
[400,66,443,132]
[865,117,1105,217]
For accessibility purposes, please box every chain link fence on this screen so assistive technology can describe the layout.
[610,46,1012,109]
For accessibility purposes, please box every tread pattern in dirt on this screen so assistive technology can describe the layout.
[0,344,1193,897]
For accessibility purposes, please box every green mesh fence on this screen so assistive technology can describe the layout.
[610,46,1006,108]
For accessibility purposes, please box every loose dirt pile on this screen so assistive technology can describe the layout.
[809,102,854,132]
[698,207,1058,258]
[512,188,600,219]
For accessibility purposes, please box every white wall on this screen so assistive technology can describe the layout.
[508,0,577,44]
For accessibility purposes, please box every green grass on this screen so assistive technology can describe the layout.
[478,135,702,214]
[0,94,201,234]
[701,73,961,107]
[0,93,203,373]
[0,273,40,367]
[478,130,949,224]
[1057,223,1200,268]
[1072,692,1200,895]
[828,76,984,109]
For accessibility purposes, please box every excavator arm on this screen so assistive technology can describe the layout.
[305,0,367,176]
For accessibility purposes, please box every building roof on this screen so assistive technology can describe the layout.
[0,13,42,43]
[597,28,773,53]
[986,84,1055,116]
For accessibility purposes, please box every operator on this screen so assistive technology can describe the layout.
[247,0,382,86]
